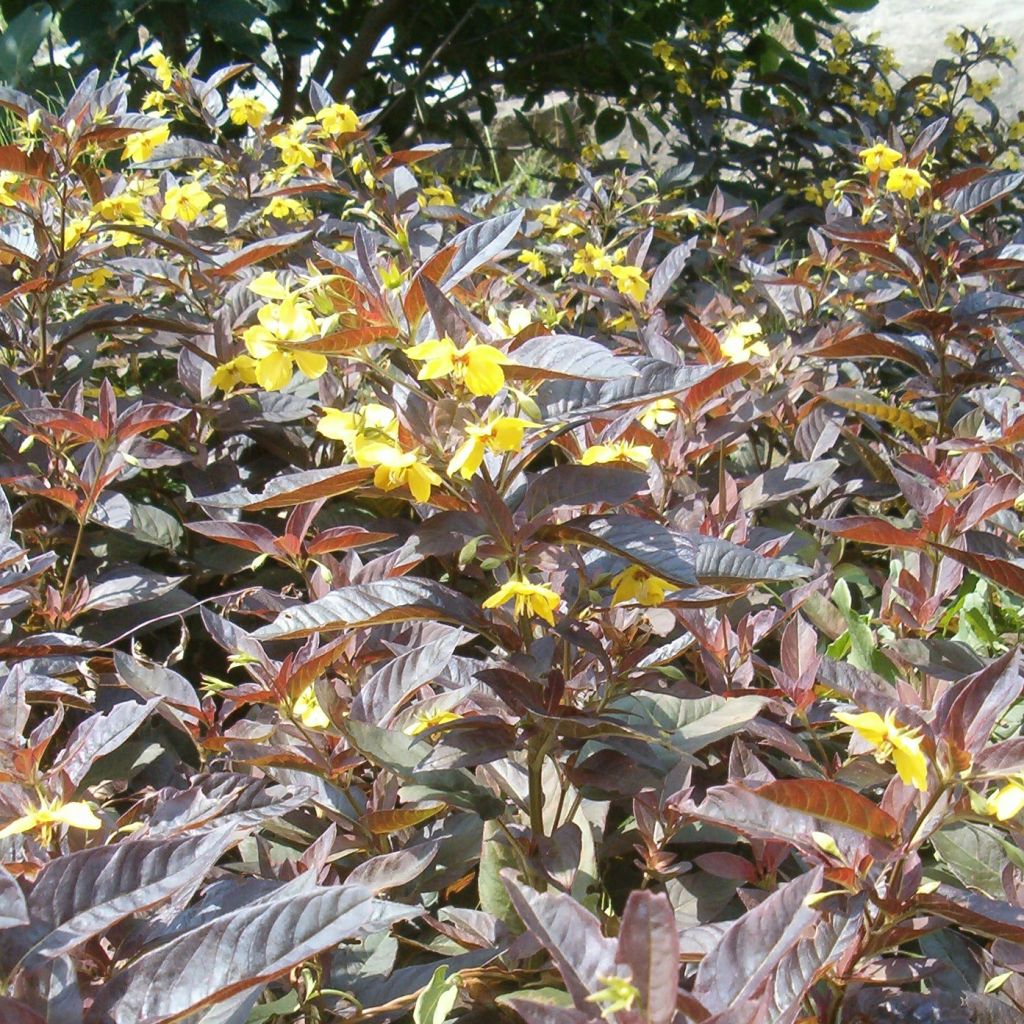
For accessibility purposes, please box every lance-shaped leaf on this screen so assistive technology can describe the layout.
[253,579,499,641]
[537,359,715,418]
[687,785,876,861]
[616,891,679,1024]
[146,774,312,835]
[608,692,768,755]
[808,332,930,374]
[537,515,697,587]
[648,236,697,307]
[754,780,900,842]
[506,335,637,381]
[932,648,1021,756]
[767,906,862,1024]
[207,230,313,278]
[974,737,1024,778]
[812,516,925,550]
[915,884,1024,942]
[944,170,1024,218]
[694,868,823,1013]
[931,535,1024,598]
[0,863,28,929]
[441,209,523,289]
[51,697,160,787]
[689,534,810,586]
[89,884,420,1023]
[502,871,618,1010]
[522,465,647,517]
[739,460,838,512]
[350,630,464,724]
[823,387,934,437]
[10,829,236,969]
[199,465,372,511]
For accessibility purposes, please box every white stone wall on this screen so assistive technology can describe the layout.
[847,0,1024,114]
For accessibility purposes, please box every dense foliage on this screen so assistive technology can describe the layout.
[0,0,877,139]
[3,22,1024,1024]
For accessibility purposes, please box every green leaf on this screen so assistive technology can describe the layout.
[594,106,626,144]
[931,823,1024,898]
[0,3,53,84]
[413,966,459,1024]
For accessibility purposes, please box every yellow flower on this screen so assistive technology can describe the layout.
[945,30,967,54]
[161,181,213,223]
[264,195,311,221]
[859,142,901,173]
[228,95,269,129]
[93,192,147,223]
[404,709,462,736]
[354,441,442,503]
[405,336,510,397]
[710,64,729,82]
[610,264,649,302]
[572,242,614,278]
[149,50,174,89]
[579,441,652,467]
[611,565,674,606]
[316,403,398,449]
[291,684,329,729]
[638,398,677,430]
[71,266,114,291]
[832,29,852,55]
[210,354,259,393]
[448,416,536,479]
[652,39,673,62]
[141,90,168,114]
[487,305,532,337]
[243,295,326,391]
[518,249,548,274]
[967,76,999,103]
[316,102,360,135]
[272,123,316,170]
[0,797,102,843]
[64,217,89,249]
[0,170,20,206]
[587,976,640,1017]
[419,184,456,207]
[121,123,170,162]
[988,778,1024,821]
[482,577,561,625]
[833,708,929,792]
[538,202,562,230]
[720,319,769,363]
[885,166,930,200]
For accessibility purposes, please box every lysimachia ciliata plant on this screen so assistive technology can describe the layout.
[2,25,1024,1024]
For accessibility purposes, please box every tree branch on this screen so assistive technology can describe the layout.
[311,0,411,94]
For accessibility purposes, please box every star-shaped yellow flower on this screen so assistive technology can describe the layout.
[482,576,561,625]
[611,565,674,606]
[859,142,901,172]
[243,294,326,391]
[354,441,442,503]
[448,416,536,479]
[720,319,769,363]
[122,123,170,162]
[834,708,929,792]
[405,336,510,397]
[579,441,652,468]
[0,797,102,843]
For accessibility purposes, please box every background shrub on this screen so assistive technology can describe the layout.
[2,18,1024,1024]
